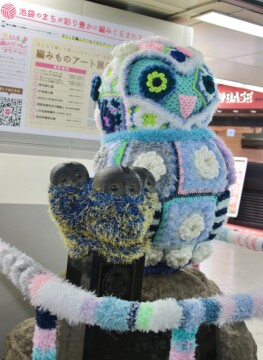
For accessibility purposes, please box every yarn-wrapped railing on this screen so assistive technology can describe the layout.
[217,227,263,251]
[1,239,263,360]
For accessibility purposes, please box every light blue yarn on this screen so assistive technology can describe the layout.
[233,294,254,321]
[95,297,132,331]
[102,128,214,144]
[179,299,206,330]
[32,347,56,360]
[216,227,229,242]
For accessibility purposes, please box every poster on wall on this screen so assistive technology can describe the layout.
[0,1,152,139]
[228,157,248,218]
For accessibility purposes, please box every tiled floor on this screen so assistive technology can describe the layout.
[200,240,263,359]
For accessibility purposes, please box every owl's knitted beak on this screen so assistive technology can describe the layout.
[178,94,197,119]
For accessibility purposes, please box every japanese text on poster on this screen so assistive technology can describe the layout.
[0,1,152,139]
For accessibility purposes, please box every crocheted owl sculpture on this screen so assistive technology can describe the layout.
[91,36,236,272]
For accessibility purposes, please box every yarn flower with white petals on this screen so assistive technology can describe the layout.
[133,151,166,181]
[145,246,163,266]
[164,246,192,268]
[111,41,139,59]
[179,213,205,241]
[194,145,219,179]
[192,242,213,264]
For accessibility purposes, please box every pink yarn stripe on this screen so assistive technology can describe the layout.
[80,295,101,324]
[169,349,195,360]
[251,238,257,251]
[236,233,243,246]
[177,46,193,57]
[139,42,164,51]
[216,295,236,325]
[32,326,56,351]
[244,235,252,249]
[29,274,54,299]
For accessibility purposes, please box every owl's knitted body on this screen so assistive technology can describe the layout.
[92,36,236,271]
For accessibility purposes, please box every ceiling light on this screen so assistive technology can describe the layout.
[215,78,263,93]
[194,11,263,38]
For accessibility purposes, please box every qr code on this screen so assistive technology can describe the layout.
[0,97,22,127]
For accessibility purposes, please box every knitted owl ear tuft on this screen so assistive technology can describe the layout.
[90,75,102,102]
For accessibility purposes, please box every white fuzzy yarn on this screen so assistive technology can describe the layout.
[194,145,219,179]
[145,246,163,266]
[179,213,205,241]
[192,242,213,264]
[31,278,97,325]
[164,246,192,268]
[111,41,139,59]
[149,298,183,332]
[133,151,166,181]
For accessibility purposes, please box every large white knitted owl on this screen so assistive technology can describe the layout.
[91,36,236,273]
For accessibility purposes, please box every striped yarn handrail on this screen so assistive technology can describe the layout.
[1,239,262,360]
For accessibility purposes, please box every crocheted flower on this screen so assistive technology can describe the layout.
[145,246,163,266]
[147,71,168,93]
[111,41,139,59]
[142,113,158,127]
[139,64,176,101]
[194,146,219,179]
[179,213,205,241]
[192,242,213,264]
[133,151,166,181]
[164,246,192,268]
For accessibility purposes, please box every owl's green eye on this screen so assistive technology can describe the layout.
[139,64,176,101]
[146,71,168,93]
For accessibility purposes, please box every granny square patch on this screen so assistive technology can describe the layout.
[152,195,217,248]
[175,139,228,195]
[121,141,178,201]
[98,96,126,134]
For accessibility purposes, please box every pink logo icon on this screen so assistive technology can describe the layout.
[1,3,16,19]
[5,108,11,115]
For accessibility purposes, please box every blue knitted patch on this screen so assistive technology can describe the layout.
[90,75,101,101]
[201,298,221,323]
[153,196,217,248]
[127,302,140,330]
[233,294,254,321]
[35,307,56,330]
[179,299,206,330]
[95,297,132,331]
[144,262,178,275]
[175,139,228,195]
[102,128,214,144]
[98,96,126,134]
[170,49,188,63]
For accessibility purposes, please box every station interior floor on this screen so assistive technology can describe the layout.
[200,239,263,359]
